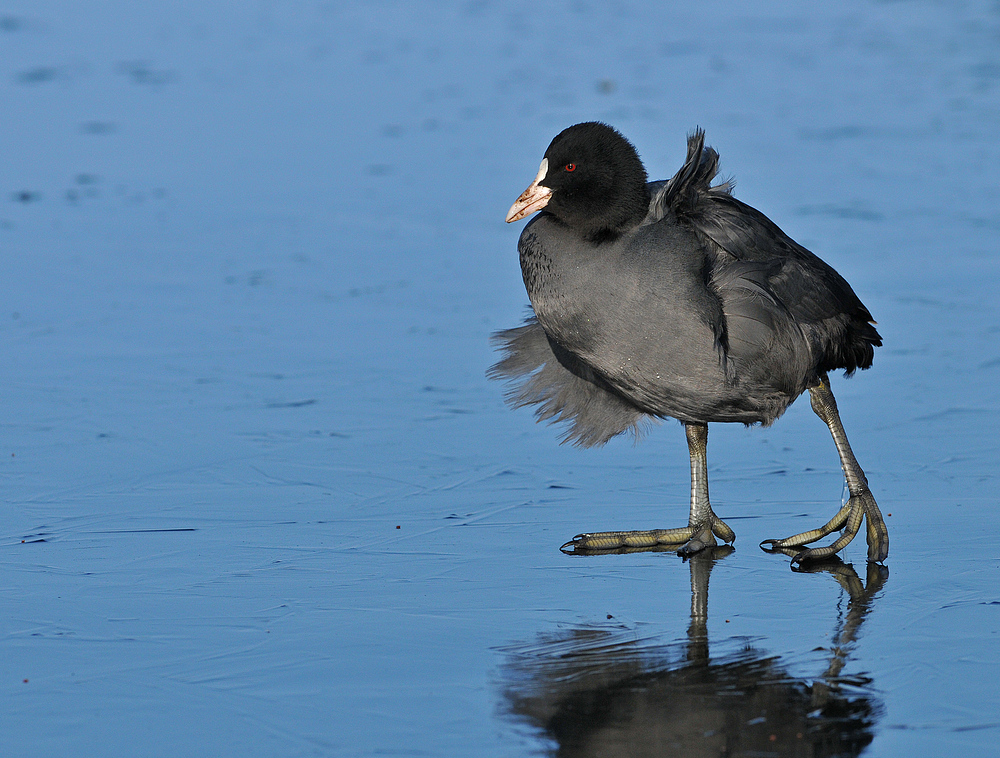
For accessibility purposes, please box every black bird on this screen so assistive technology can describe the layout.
[490,122,887,563]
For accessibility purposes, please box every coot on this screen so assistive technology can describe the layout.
[490,122,887,563]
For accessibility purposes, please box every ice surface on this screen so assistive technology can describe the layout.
[2,1,999,756]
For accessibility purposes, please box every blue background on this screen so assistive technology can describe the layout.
[3,1,998,755]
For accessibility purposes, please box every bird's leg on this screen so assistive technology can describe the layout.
[561,422,736,555]
[760,375,889,563]
[678,423,736,555]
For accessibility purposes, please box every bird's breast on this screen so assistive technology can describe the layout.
[518,218,725,404]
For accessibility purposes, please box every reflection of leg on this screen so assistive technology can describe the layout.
[560,423,735,555]
[784,558,889,707]
[685,548,733,666]
[760,375,889,563]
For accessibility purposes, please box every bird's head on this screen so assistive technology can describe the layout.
[506,122,649,241]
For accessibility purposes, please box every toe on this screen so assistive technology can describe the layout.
[791,546,841,564]
[677,538,709,557]
[711,517,736,544]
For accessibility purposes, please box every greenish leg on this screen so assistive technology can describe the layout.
[561,422,736,555]
[760,375,889,563]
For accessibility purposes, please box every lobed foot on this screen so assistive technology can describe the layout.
[562,516,735,556]
[760,490,888,564]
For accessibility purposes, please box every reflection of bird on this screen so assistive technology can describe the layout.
[498,553,888,757]
[492,123,887,562]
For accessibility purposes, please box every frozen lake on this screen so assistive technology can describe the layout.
[3,1,999,755]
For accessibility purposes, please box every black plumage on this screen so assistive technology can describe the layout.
[491,122,888,563]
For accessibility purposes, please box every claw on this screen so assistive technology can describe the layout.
[560,534,587,554]
[761,490,888,565]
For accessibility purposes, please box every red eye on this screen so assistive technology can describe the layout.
[565,163,576,172]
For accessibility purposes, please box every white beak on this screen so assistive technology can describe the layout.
[506,159,553,223]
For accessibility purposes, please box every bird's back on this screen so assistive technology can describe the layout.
[650,131,882,379]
